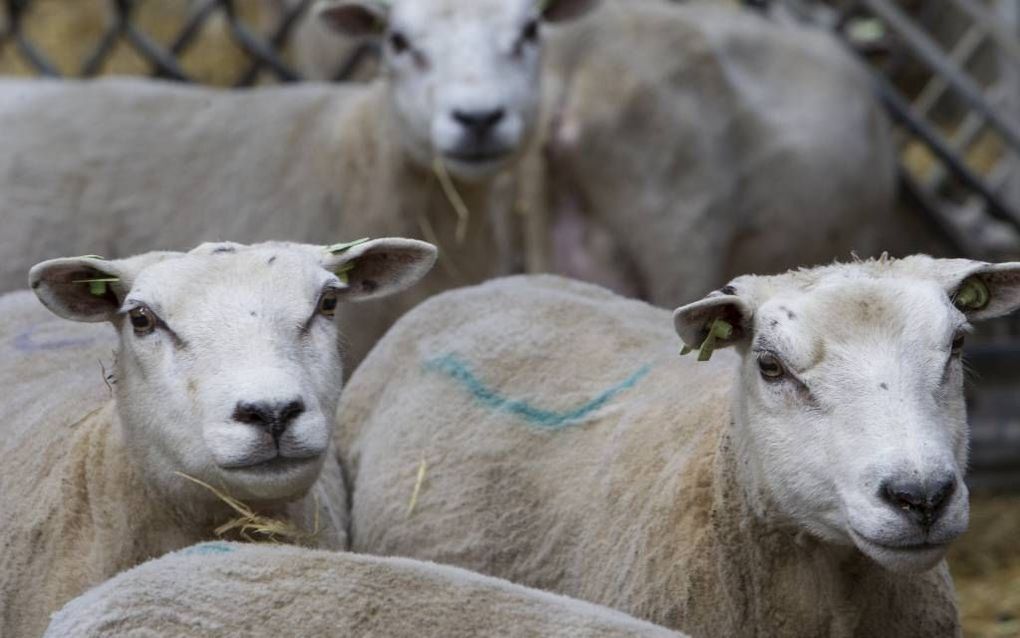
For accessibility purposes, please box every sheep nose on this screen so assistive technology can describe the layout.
[232,399,305,439]
[879,475,956,529]
[452,108,505,137]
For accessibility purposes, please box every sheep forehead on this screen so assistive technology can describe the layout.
[752,278,958,373]
[127,243,330,324]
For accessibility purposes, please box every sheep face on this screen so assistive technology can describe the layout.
[30,239,436,505]
[315,0,599,181]
[674,256,1020,573]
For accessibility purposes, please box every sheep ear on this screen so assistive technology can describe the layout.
[942,261,1020,321]
[673,291,753,357]
[541,0,599,23]
[315,0,389,37]
[29,252,181,323]
[323,238,437,302]
[29,256,131,323]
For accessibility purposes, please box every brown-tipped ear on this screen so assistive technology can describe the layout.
[673,292,753,354]
[323,238,437,302]
[315,0,389,37]
[541,0,600,23]
[948,262,1020,321]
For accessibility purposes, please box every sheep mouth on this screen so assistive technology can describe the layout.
[442,147,513,164]
[220,455,318,473]
[849,528,949,553]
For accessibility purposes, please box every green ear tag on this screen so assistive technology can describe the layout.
[325,238,371,254]
[335,262,356,286]
[697,318,733,362]
[71,277,119,297]
[954,277,990,311]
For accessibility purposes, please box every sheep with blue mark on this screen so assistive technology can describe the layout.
[0,237,436,638]
[45,542,687,638]
[0,0,599,368]
[337,257,1020,637]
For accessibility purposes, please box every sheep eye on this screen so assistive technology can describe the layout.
[389,31,410,54]
[128,307,156,336]
[319,290,339,317]
[951,331,966,356]
[521,19,539,43]
[757,353,785,381]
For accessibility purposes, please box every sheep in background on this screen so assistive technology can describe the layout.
[0,238,436,638]
[0,0,598,366]
[45,542,687,638]
[536,0,905,302]
[337,256,1020,636]
[277,0,910,302]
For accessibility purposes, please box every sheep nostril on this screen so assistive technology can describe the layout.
[233,398,305,438]
[879,475,957,528]
[452,108,505,136]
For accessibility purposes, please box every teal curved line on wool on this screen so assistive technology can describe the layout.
[180,542,235,556]
[423,353,652,428]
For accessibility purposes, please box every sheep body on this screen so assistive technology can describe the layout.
[45,542,686,638]
[281,1,917,299]
[338,273,963,637]
[539,1,908,302]
[0,77,504,365]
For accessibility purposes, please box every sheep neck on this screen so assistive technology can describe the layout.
[100,404,242,543]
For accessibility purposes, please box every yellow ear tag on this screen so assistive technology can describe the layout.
[680,318,733,362]
[954,277,990,311]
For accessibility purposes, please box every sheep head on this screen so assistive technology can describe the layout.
[674,255,1020,573]
[29,239,436,506]
[315,0,599,181]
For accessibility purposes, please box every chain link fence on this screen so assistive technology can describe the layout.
[0,0,376,85]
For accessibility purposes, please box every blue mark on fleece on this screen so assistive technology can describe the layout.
[424,353,651,429]
[12,322,97,353]
[180,542,236,556]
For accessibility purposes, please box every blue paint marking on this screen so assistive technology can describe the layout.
[424,353,651,428]
[12,322,97,353]
[180,542,236,556]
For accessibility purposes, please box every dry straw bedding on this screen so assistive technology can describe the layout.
[949,494,1020,638]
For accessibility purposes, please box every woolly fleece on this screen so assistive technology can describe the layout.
[337,275,960,637]
[45,542,685,638]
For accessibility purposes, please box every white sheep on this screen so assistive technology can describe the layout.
[0,0,598,366]
[280,0,917,302]
[0,237,436,638]
[536,0,912,303]
[45,542,686,637]
[337,256,1020,637]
